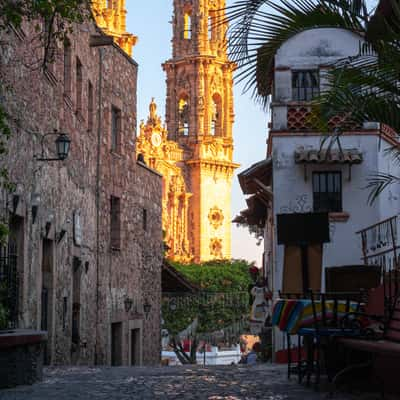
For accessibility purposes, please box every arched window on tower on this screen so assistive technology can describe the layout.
[183,12,192,39]
[210,94,222,136]
[178,97,189,136]
[208,11,216,41]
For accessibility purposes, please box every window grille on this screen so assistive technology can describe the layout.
[111,106,121,151]
[313,171,342,212]
[110,196,121,250]
[63,42,72,97]
[88,81,94,131]
[0,244,18,329]
[143,208,147,231]
[292,70,319,101]
[76,57,83,113]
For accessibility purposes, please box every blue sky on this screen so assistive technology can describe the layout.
[126,1,267,265]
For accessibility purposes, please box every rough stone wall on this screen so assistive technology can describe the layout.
[0,18,162,366]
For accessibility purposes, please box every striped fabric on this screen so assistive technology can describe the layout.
[272,299,359,334]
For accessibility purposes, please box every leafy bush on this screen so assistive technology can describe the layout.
[163,260,253,336]
[170,259,253,292]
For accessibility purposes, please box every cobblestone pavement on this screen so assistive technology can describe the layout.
[0,364,380,400]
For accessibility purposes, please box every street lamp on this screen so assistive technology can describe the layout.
[124,297,133,312]
[143,299,152,318]
[35,130,71,162]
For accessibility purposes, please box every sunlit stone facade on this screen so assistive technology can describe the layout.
[138,0,239,263]
[92,0,137,56]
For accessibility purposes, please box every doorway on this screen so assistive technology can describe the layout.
[111,322,123,366]
[41,239,54,365]
[130,328,141,366]
[282,244,322,293]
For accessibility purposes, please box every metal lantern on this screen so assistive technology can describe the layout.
[143,300,152,317]
[55,133,71,161]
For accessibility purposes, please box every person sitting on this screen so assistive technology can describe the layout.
[246,342,261,365]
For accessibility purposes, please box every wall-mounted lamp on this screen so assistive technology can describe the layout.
[12,195,20,214]
[143,299,152,318]
[57,228,67,244]
[45,212,55,237]
[124,297,133,312]
[35,130,71,162]
[31,192,41,224]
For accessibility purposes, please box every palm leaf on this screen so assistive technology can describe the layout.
[226,0,369,106]
[365,172,400,204]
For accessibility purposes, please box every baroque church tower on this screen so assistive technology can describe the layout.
[138,0,239,262]
[164,0,239,262]
[92,0,137,56]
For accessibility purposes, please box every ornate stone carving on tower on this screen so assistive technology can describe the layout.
[137,100,193,262]
[92,0,137,56]
[139,0,239,262]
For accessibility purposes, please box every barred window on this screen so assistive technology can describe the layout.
[88,81,94,131]
[110,196,121,250]
[292,70,319,101]
[63,41,72,97]
[313,172,342,213]
[76,57,83,114]
[111,106,121,152]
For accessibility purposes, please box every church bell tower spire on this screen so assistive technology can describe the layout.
[163,0,239,262]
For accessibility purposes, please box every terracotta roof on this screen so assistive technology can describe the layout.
[232,195,267,228]
[294,149,363,164]
[238,158,272,195]
[162,261,199,293]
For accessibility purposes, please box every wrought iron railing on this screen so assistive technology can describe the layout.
[357,215,400,315]
[162,291,250,344]
[0,244,19,329]
[358,215,399,271]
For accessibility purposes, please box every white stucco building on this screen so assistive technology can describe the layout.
[237,27,400,354]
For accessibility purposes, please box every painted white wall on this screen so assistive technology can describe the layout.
[271,134,400,292]
[267,27,400,354]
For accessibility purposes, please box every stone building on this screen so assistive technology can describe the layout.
[0,3,163,366]
[137,0,240,263]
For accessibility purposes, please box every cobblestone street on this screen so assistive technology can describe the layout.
[0,364,380,400]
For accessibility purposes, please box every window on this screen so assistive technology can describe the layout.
[110,196,121,250]
[313,172,342,213]
[208,12,216,40]
[76,57,83,114]
[143,208,147,231]
[211,94,221,136]
[183,13,192,39]
[62,297,68,331]
[292,70,319,101]
[88,81,94,130]
[63,41,72,97]
[178,98,189,136]
[111,106,121,151]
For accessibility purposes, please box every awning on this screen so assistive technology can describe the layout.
[162,261,199,293]
[294,149,363,165]
[238,158,273,195]
[233,195,267,229]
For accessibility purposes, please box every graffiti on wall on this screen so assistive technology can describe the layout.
[279,194,312,214]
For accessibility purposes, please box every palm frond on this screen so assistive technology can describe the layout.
[226,0,370,106]
[365,172,400,204]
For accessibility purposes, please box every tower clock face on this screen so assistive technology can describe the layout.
[151,132,162,147]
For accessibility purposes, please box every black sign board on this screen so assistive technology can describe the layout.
[277,212,330,245]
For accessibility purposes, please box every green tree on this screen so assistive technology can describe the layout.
[162,260,253,364]
[227,0,400,202]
